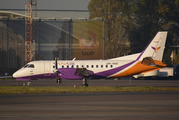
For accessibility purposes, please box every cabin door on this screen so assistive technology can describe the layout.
[44,62,51,76]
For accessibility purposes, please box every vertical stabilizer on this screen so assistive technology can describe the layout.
[137,31,168,61]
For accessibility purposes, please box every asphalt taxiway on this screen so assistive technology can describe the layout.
[1,79,179,87]
[0,92,179,120]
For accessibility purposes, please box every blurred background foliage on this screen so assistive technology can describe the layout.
[88,0,179,65]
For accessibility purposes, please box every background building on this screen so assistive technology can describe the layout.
[0,10,105,76]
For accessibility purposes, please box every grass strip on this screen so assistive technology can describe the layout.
[0,86,179,94]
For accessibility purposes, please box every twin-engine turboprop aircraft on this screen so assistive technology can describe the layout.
[13,32,168,86]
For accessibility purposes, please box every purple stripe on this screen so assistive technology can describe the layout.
[93,60,136,78]
[58,68,93,79]
[136,50,144,60]
[16,68,94,80]
[16,77,30,81]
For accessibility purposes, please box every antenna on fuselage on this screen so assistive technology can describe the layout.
[72,57,76,61]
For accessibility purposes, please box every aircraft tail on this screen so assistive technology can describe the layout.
[137,31,168,61]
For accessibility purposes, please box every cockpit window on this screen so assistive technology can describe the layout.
[23,64,35,68]
[23,64,29,68]
[28,64,35,68]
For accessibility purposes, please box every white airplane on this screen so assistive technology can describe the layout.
[13,31,168,86]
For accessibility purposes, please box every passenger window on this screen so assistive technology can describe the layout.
[81,65,84,68]
[96,65,98,68]
[53,65,55,68]
[62,65,64,68]
[106,65,108,68]
[76,65,79,68]
[86,65,89,68]
[71,65,74,68]
[28,64,34,68]
[101,65,103,68]
[67,65,69,68]
[111,65,113,68]
[91,65,94,68]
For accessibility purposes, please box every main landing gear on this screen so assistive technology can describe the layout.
[82,78,88,87]
[57,78,62,85]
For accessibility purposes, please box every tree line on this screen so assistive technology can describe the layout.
[88,0,179,65]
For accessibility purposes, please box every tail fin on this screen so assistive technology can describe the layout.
[137,31,168,61]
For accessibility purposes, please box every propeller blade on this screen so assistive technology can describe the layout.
[55,57,58,69]
[55,58,60,84]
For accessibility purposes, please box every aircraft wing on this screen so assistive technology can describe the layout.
[57,68,93,79]
[74,68,93,77]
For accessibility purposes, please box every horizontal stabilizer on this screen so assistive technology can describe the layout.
[141,57,166,67]
[141,57,156,66]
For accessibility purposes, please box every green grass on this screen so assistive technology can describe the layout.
[0,86,179,94]
[0,78,15,80]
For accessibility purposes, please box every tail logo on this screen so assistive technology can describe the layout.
[151,46,161,53]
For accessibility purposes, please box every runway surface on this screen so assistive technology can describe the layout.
[1,79,179,120]
[0,92,179,120]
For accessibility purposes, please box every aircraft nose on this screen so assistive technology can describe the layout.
[13,72,18,78]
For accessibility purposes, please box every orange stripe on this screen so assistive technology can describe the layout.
[156,46,161,51]
[111,60,166,78]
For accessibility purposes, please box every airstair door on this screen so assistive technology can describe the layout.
[44,62,51,76]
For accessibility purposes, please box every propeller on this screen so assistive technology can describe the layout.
[55,57,60,84]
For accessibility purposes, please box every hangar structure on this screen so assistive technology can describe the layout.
[0,10,105,76]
